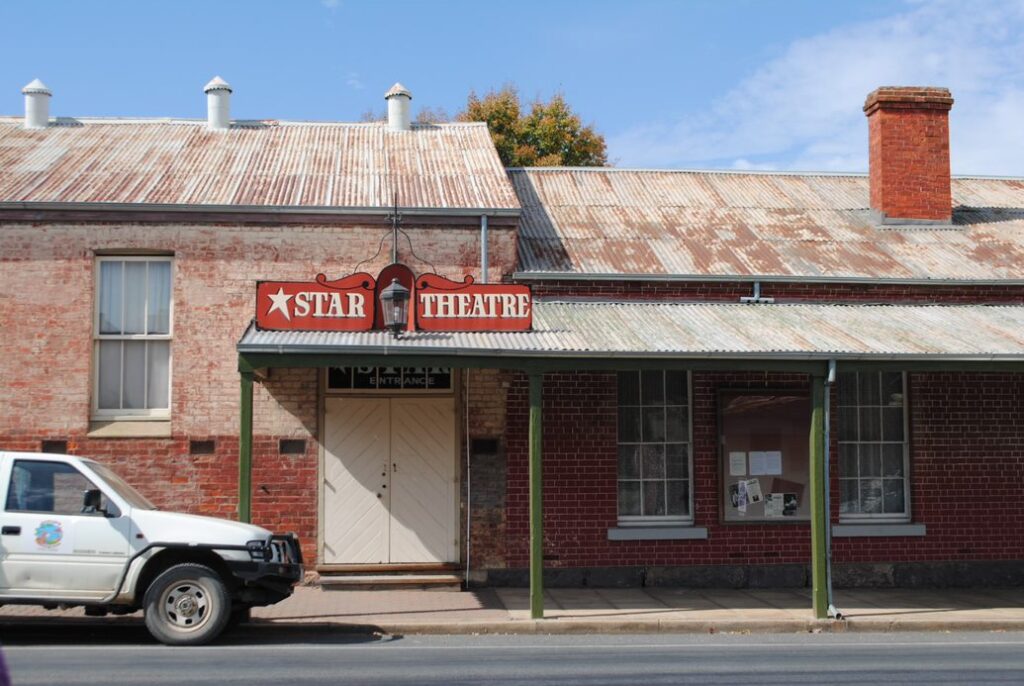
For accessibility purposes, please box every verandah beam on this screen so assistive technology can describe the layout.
[239,369,254,523]
[528,371,544,620]
[809,373,828,620]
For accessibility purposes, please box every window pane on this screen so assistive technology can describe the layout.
[667,481,690,516]
[123,262,147,335]
[839,479,859,514]
[665,371,687,405]
[99,261,123,334]
[618,481,641,516]
[122,341,146,409]
[861,478,882,514]
[666,444,688,479]
[6,461,93,515]
[882,372,903,406]
[147,341,170,410]
[618,445,640,479]
[858,372,881,406]
[617,372,640,406]
[618,407,641,442]
[882,444,904,477]
[640,370,663,406]
[882,407,904,442]
[641,444,665,480]
[642,407,665,442]
[883,478,905,514]
[838,407,858,441]
[859,406,881,441]
[839,443,858,477]
[665,405,688,442]
[147,261,171,334]
[837,373,858,407]
[642,481,665,516]
[859,444,881,477]
[98,341,122,409]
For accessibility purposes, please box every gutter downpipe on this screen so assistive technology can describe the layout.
[825,359,842,620]
[465,372,472,590]
[480,215,489,283]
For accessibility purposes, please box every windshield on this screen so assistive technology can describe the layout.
[85,461,158,510]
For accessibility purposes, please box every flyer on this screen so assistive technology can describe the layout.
[764,493,784,518]
[728,451,747,476]
[745,478,763,504]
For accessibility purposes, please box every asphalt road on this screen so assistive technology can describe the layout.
[4,627,1024,685]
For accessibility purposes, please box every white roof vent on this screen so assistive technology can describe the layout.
[203,76,232,131]
[22,78,52,129]
[385,82,412,131]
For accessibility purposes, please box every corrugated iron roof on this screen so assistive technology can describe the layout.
[510,168,1024,282]
[237,300,1024,360]
[0,118,519,211]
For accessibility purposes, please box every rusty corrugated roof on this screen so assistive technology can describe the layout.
[511,168,1024,282]
[0,118,519,211]
[237,300,1024,360]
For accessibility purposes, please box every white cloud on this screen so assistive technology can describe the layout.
[609,0,1024,175]
[321,0,340,9]
[345,72,364,90]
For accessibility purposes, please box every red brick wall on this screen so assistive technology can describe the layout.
[502,370,1024,571]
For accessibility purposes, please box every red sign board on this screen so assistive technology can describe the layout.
[256,273,376,331]
[255,267,532,333]
[415,273,532,332]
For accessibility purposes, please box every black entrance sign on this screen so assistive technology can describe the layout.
[328,367,452,391]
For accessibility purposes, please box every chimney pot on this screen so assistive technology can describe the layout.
[204,76,232,131]
[385,82,412,131]
[864,86,954,223]
[22,78,52,129]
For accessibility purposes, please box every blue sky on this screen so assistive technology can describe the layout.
[2,0,1022,174]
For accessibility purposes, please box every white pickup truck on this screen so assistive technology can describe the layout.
[0,451,303,645]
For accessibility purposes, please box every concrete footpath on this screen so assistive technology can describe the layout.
[4,586,1024,635]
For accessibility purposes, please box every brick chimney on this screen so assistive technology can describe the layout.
[863,87,954,223]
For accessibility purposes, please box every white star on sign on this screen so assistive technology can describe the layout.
[266,287,294,321]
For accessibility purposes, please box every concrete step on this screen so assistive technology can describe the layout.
[318,573,463,592]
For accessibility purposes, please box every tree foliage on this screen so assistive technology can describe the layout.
[457,86,607,167]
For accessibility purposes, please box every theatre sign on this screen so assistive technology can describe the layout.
[255,266,532,333]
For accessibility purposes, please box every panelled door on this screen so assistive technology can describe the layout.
[323,396,456,564]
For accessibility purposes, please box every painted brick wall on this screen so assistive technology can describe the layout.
[501,370,1024,572]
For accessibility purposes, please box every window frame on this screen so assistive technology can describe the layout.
[616,370,694,527]
[837,371,911,524]
[91,255,174,421]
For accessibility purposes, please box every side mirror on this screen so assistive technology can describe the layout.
[82,488,104,515]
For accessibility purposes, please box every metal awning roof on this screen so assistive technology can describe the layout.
[237,300,1024,362]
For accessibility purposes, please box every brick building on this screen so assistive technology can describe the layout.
[2,80,1022,618]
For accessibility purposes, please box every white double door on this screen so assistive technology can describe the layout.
[323,396,457,564]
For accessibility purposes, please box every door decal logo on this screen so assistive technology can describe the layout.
[34,520,63,549]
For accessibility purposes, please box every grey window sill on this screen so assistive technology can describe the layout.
[832,523,926,538]
[608,526,708,541]
[88,420,172,439]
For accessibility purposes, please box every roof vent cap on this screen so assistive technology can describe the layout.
[22,78,51,129]
[385,82,412,131]
[203,76,232,131]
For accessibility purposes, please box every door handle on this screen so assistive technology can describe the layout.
[1,526,20,535]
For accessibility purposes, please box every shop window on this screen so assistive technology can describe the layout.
[837,372,909,521]
[94,257,172,419]
[720,391,810,521]
[616,371,692,524]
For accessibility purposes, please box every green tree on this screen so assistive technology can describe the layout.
[457,86,607,167]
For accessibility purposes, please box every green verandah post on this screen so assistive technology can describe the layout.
[529,371,544,620]
[809,373,828,619]
[239,369,254,523]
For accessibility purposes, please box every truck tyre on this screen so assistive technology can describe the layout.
[143,563,231,646]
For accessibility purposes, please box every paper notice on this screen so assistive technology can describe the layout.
[765,451,783,475]
[749,451,767,475]
[728,451,747,476]
[764,493,784,518]
[737,480,748,513]
[745,478,763,504]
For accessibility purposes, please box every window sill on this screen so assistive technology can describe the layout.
[608,526,708,541]
[832,523,926,538]
[88,420,171,439]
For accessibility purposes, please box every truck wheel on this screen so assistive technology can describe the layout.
[143,563,231,646]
